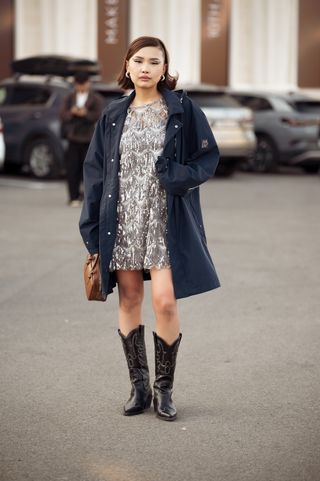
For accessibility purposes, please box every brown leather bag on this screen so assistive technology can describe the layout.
[83,254,107,301]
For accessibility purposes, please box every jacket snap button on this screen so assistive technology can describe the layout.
[107,232,111,235]
[111,158,114,162]
[112,123,116,126]
[108,194,111,198]
[174,124,178,128]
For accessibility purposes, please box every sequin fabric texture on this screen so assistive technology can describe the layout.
[109,97,171,272]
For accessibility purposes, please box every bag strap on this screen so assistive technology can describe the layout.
[86,253,99,272]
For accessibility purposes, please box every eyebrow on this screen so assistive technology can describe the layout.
[132,56,161,61]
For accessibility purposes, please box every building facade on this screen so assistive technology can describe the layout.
[0,0,319,90]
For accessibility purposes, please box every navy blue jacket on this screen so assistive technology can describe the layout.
[79,87,221,299]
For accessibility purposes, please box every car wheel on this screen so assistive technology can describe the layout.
[216,161,237,177]
[302,165,319,174]
[24,137,60,179]
[251,135,278,173]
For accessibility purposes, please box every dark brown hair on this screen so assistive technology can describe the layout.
[117,36,178,91]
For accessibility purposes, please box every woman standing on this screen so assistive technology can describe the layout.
[79,36,220,421]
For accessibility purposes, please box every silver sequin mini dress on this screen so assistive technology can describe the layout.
[109,97,171,272]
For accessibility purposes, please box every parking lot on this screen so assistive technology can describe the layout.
[0,170,320,481]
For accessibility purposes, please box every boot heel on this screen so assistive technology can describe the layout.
[145,391,152,409]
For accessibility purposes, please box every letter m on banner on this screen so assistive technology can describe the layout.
[97,0,129,82]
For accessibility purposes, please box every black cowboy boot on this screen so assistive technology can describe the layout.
[118,325,152,416]
[153,331,182,421]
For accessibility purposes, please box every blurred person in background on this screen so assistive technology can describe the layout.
[60,71,103,207]
[79,37,220,421]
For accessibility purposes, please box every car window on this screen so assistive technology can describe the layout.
[235,96,272,111]
[289,100,320,113]
[270,97,293,112]
[188,92,241,108]
[6,86,51,105]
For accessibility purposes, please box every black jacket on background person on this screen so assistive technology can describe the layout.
[60,91,103,143]
[79,87,221,299]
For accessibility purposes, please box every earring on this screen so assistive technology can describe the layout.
[125,71,130,79]
[161,74,165,81]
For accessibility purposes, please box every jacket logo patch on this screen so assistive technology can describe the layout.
[201,139,209,149]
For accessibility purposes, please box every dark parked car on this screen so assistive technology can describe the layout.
[228,90,320,173]
[0,56,124,178]
[0,76,71,178]
[0,77,124,178]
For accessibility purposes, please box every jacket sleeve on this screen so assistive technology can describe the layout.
[79,112,106,254]
[155,98,220,196]
[60,94,73,122]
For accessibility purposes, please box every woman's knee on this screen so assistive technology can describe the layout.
[153,294,177,318]
[119,285,143,312]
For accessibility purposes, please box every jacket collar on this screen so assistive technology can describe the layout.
[107,90,134,119]
[161,88,185,116]
[108,87,184,120]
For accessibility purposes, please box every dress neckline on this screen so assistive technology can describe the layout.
[129,97,164,110]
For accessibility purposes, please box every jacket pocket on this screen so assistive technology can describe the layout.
[184,189,207,243]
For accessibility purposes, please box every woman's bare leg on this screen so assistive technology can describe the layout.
[116,270,144,335]
[116,270,152,416]
[150,267,181,421]
[150,268,180,344]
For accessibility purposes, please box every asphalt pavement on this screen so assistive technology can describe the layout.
[0,170,319,481]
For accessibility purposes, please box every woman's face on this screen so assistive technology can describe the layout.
[126,46,166,90]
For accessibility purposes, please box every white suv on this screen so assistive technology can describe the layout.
[183,85,257,176]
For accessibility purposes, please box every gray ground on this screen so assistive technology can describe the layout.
[0,170,319,481]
